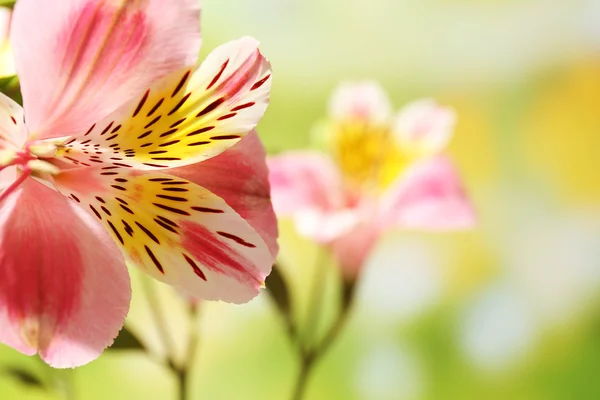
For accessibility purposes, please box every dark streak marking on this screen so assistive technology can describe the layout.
[135,222,160,244]
[145,245,164,273]
[154,218,178,234]
[84,123,96,136]
[157,216,178,227]
[107,220,124,245]
[183,253,207,281]
[147,98,164,117]
[153,203,191,216]
[186,126,215,136]
[90,205,102,220]
[122,220,134,236]
[217,112,236,121]
[251,74,271,91]
[207,60,229,90]
[120,204,134,214]
[159,140,180,147]
[196,98,225,118]
[191,206,224,213]
[168,93,191,116]
[133,90,150,117]
[231,102,256,112]
[156,194,187,202]
[217,231,256,248]
[170,118,187,128]
[159,129,178,138]
[172,70,191,98]
[100,122,114,136]
[210,135,240,140]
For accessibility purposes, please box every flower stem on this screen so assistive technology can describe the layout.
[291,353,315,400]
[287,267,359,400]
[178,302,201,400]
[140,276,177,366]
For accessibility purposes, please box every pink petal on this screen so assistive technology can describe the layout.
[268,151,344,216]
[394,99,456,155]
[378,156,476,230]
[0,178,130,368]
[0,92,27,150]
[330,221,381,280]
[11,0,201,140]
[167,131,278,258]
[329,81,392,123]
[54,36,272,170]
[53,167,274,304]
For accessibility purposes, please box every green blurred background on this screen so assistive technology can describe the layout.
[3,0,600,398]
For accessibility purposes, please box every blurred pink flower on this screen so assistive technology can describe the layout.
[269,82,474,278]
[0,0,276,367]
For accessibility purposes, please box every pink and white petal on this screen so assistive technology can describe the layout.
[167,131,278,259]
[53,168,273,304]
[294,207,363,243]
[330,221,382,280]
[11,0,201,140]
[0,92,27,151]
[54,37,272,170]
[394,99,456,156]
[268,151,345,216]
[0,178,130,368]
[378,156,476,231]
[329,81,392,124]
[0,8,10,40]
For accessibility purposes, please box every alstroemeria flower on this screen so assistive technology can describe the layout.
[269,82,474,278]
[0,0,276,368]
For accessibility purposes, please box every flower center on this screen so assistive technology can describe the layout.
[331,120,408,194]
[0,142,61,203]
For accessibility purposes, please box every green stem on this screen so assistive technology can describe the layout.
[140,276,177,366]
[178,302,201,400]
[291,353,315,400]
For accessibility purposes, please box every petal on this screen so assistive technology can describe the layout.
[378,156,476,230]
[268,151,344,216]
[330,221,381,280]
[11,0,201,139]
[294,207,363,243]
[0,92,27,151]
[329,81,392,123]
[394,99,456,156]
[0,178,130,368]
[53,167,274,304]
[54,36,272,170]
[167,131,279,258]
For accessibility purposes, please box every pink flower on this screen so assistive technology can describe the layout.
[269,82,474,278]
[0,0,277,367]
